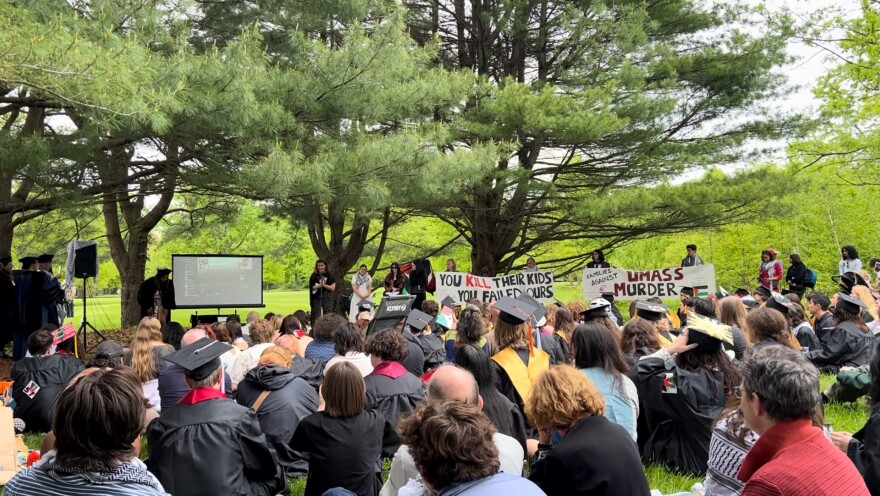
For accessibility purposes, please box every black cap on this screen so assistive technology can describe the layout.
[680,287,696,297]
[754,286,772,298]
[0,256,11,265]
[95,340,125,359]
[634,301,667,322]
[357,301,375,313]
[18,256,36,267]
[836,292,868,315]
[157,267,172,276]
[494,297,536,325]
[406,309,434,333]
[516,293,546,327]
[441,295,456,309]
[163,338,230,381]
[742,297,759,310]
[600,291,615,303]
[715,286,730,299]
[765,293,793,315]
[36,254,54,263]
[735,288,750,297]
[685,313,733,352]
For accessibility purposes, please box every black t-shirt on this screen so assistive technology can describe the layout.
[290,410,384,496]
[308,272,336,299]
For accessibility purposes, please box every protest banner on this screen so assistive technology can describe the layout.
[582,264,716,301]
[436,271,556,304]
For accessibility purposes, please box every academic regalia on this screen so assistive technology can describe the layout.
[806,320,874,374]
[137,270,176,325]
[37,254,63,327]
[364,361,426,457]
[12,264,55,360]
[146,339,285,496]
[11,354,84,432]
[847,404,880,495]
[637,314,734,476]
[0,260,16,351]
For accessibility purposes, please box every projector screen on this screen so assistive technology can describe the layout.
[172,255,264,308]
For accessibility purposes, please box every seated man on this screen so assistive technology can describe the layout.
[157,329,231,411]
[5,368,168,495]
[398,400,544,495]
[11,329,84,432]
[737,346,869,495]
[147,338,285,496]
[381,365,525,496]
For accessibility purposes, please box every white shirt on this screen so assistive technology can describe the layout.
[230,342,272,385]
[325,352,374,377]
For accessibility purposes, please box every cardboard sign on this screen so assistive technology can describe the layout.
[582,264,717,301]
[0,407,22,483]
[436,271,556,304]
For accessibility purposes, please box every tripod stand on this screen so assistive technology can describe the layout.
[77,275,107,351]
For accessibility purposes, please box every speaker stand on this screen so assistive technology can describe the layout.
[77,276,108,351]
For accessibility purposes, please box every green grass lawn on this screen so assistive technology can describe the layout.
[70,284,589,330]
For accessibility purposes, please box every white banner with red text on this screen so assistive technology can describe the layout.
[582,264,716,301]
[436,271,556,304]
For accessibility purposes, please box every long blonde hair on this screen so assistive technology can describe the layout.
[129,317,162,382]
[851,286,879,322]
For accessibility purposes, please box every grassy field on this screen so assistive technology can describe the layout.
[16,374,870,495]
[69,285,588,330]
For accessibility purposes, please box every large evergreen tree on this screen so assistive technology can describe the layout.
[405,0,802,274]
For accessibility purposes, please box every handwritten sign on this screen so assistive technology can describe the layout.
[582,264,716,301]
[436,271,556,304]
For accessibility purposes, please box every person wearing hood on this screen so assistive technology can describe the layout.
[235,346,318,480]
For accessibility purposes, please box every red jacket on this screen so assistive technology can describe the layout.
[738,418,869,496]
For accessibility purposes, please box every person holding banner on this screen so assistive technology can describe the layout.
[490,297,551,426]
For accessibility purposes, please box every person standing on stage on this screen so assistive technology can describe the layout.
[37,254,64,327]
[0,256,16,357]
[681,244,704,267]
[309,259,336,323]
[138,267,177,327]
[349,264,373,323]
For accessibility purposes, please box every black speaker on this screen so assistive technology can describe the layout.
[74,244,98,278]
[367,294,415,336]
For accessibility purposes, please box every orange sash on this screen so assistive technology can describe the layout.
[491,347,550,404]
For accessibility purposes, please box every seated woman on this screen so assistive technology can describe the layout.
[570,322,638,440]
[551,307,576,361]
[490,297,552,425]
[632,302,674,348]
[363,328,426,457]
[235,346,318,480]
[807,293,874,373]
[212,322,241,377]
[445,307,489,362]
[124,317,175,410]
[231,320,276,387]
[162,321,186,351]
[527,365,650,496]
[6,368,168,495]
[326,321,373,377]
[637,313,741,476]
[453,343,528,451]
[224,319,250,349]
[620,319,662,370]
[291,361,385,496]
[787,302,820,351]
[716,296,751,361]
[745,307,795,351]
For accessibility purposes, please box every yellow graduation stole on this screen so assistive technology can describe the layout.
[491,347,550,404]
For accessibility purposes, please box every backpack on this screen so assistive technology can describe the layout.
[804,268,818,288]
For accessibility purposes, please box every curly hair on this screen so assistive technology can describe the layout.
[249,320,275,345]
[398,400,499,491]
[525,365,605,429]
[493,319,528,350]
[455,308,484,347]
[620,318,660,355]
[566,300,586,320]
[312,313,346,341]
[259,345,292,368]
[745,307,793,347]
[365,328,409,362]
[421,299,439,318]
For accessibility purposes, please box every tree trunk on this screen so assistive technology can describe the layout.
[119,233,149,327]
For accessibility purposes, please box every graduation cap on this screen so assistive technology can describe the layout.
[581,298,611,320]
[600,291,616,303]
[406,309,434,333]
[685,312,734,351]
[157,267,172,276]
[36,254,54,263]
[679,287,696,297]
[0,256,11,266]
[765,292,793,315]
[735,288,750,297]
[163,338,230,381]
[833,272,869,294]
[494,296,536,325]
[741,296,759,309]
[754,286,772,299]
[836,292,867,315]
[18,256,36,268]
[441,295,456,309]
[715,286,730,299]
[516,293,547,327]
[634,301,667,322]
[52,322,77,345]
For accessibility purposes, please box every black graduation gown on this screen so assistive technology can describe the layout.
[12,354,84,433]
[530,415,651,496]
[41,271,63,326]
[848,404,880,496]
[795,326,821,352]
[806,321,874,374]
[146,397,285,496]
[637,352,726,476]
[814,312,838,346]
[13,271,49,336]
[363,368,426,457]
[0,274,16,344]
[137,276,177,318]
[626,347,655,453]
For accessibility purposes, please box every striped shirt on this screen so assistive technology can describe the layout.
[5,454,169,496]
[704,412,758,496]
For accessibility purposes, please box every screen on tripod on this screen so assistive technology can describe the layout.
[172,255,264,308]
